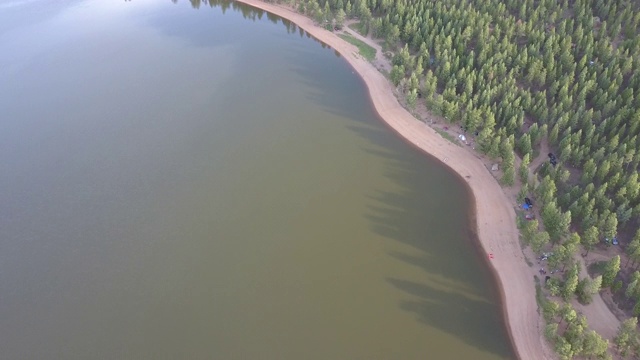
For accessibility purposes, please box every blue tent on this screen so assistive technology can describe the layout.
[522,204,531,210]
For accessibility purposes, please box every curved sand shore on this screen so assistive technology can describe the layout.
[234,1,555,358]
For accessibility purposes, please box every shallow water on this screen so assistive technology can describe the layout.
[0,1,514,358]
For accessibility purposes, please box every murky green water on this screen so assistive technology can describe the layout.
[0,1,514,359]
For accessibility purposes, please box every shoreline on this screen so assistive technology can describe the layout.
[233,0,555,358]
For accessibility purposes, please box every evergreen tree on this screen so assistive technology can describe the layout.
[562,264,579,300]
[521,219,539,245]
[314,6,324,23]
[603,212,618,240]
[615,317,639,357]
[543,300,560,322]
[581,226,599,256]
[390,65,405,86]
[519,153,530,183]
[322,1,331,23]
[502,163,515,186]
[407,88,418,109]
[603,255,621,288]
[477,114,496,154]
[582,330,609,359]
[518,133,532,155]
[531,231,550,254]
[545,323,559,341]
[335,8,346,28]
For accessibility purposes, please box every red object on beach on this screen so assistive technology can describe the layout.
[488,253,494,259]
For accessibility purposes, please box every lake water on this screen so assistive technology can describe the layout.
[0,1,515,358]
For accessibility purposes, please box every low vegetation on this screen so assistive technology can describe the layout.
[337,33,376,61]
[434,128,461,146]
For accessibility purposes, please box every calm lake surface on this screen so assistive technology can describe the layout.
[0,1,515,358]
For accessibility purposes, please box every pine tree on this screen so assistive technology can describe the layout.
[518,133,532,155]
[488,136,501,159]
[335,8,346,28]
[390,65,405,86]
[502,162,515,186]
[542,202,566,242]
[531,231,550,254]
[477,114,496,154]
[582,226,599,256]
[615,317,639,357]
[603,212,618,240]
[407,88,418,109]
[559,302,577,328]
[582,330,609,359]
[393,44,410,67]
[548,246,568,271]
[626,276,640,300]
[603,255,621,288]
[562,264,579,300]
[543,300,560,322]
[521,219,539,245]
[588,275,602,294]
[314,6,324,23]
[545,323,559,341]
[519,153,530,183]
[322,1,331,23]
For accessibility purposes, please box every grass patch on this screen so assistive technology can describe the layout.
[434,128,461,146]
[338,33,376,61]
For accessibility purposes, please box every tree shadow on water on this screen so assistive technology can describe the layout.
[285,60,373,123]
[344,124,515,358]
[387,278,513,359]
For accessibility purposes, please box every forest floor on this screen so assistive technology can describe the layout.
[233,1,622,358]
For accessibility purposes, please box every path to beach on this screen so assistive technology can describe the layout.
[233,1,557,358]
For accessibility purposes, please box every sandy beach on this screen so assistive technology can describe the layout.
[233,1,556,358]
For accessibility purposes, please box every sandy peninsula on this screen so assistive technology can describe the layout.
[233,0,556,358]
